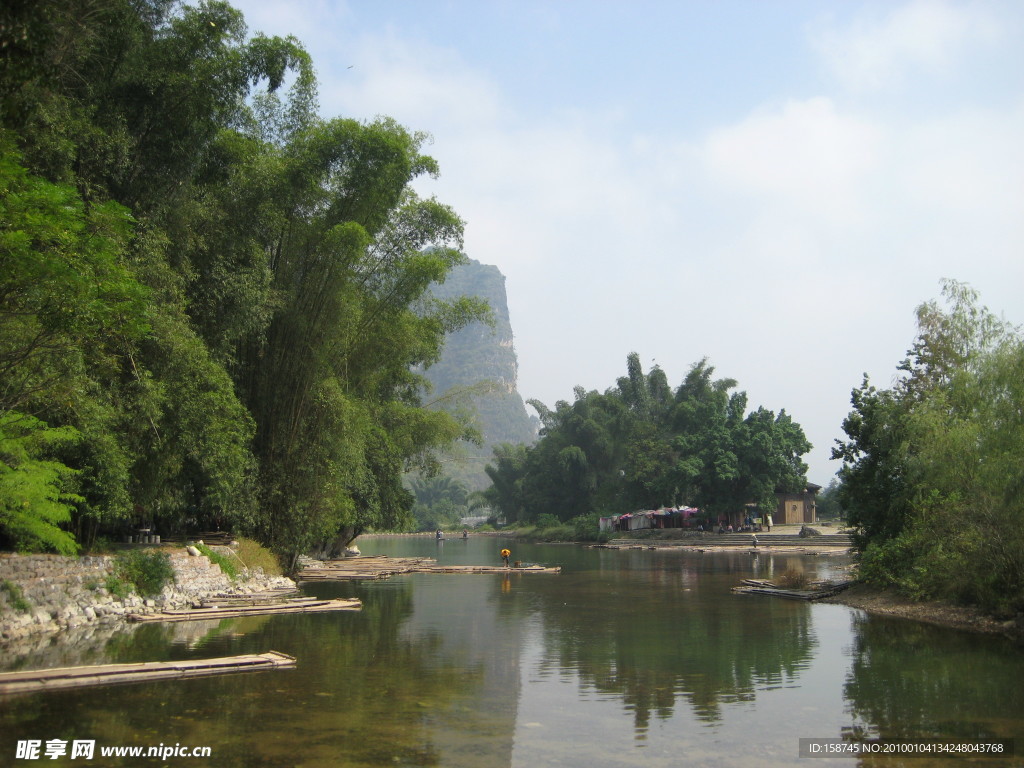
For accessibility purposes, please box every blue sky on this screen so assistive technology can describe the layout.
[230,0,1024,483]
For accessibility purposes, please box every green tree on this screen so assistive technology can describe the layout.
[0,0,490,565]
[484,354,811,525]
[815,478,842,520]
[0,136,151,545]
[0,135,146,414]
[835,281,1024,615]
[0,0,312,547]
[0,412,82,554]
[481,443,530,522]
[228,116,488,566]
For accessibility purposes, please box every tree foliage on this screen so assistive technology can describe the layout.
[0,412,82,554]
[834,281,1024,615]
[0,0,486,566]
[408,474,470,531]
[483,353,811,524]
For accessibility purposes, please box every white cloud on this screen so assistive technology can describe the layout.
[321,32,505,134]
[810,0,1001,92]
[235,0,352,49]
[701,97,883,228]
[894,103,1024,221]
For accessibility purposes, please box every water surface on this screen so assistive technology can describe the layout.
[1,537,1021,767]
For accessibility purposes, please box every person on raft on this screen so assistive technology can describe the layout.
[500,548,511,568]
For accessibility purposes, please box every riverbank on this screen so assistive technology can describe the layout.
[822,583,1024,641]
[0,549,295,647]
[361,524,855,550]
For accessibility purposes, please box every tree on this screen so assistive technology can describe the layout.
[483,354,811,524]
[0,412,82,554]
[408,475,469,531]
[831,379,912,548]
[481,443,530,523]
[1,0,483,564]
[0,136,152,544]
[223,116,489,566]
[0,135,146,415]
[834,281,1024,615]
[815,478,842,520]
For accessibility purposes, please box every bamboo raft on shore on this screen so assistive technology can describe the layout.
[127,597,361,622]
[0,651,296,695]
[297,555,560,581]
[192,587,304,608]
[731,578,852,601]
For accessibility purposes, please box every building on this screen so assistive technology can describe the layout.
[774,483,821,525]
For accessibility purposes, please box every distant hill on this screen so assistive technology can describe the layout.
[424,259,536,490]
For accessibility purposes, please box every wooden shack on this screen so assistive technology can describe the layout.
[774,483,821,525]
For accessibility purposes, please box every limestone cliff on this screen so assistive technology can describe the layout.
[424,259,536,489]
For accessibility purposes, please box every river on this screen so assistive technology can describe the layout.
[1,536,1022,767]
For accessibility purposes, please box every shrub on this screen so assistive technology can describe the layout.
[234,537,282,576]
[105,574,131,601]
[114,550,175,597]
[1,579,31,612]
[571,513,609,542]
[195,543,238,580]
[535,513,560,529]
[776,568,810,589]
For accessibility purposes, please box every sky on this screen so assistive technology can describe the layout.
[228,0,1024,484]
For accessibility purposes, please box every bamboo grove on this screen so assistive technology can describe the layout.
[0,0,488,568]
[482,353,813,527]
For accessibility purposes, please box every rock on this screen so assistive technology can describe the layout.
[186,545,201,556]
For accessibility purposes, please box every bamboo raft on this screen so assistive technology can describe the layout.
[298,555,560,581]
[127,597,361,622]
[731,578,852,601]
[0,651,296,695]
[193,586,304,608]
[417,564,560,575]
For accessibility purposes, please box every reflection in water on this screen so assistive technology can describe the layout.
[0,539,1022,768]
[843,613,1024,744]
[528,557,817,732]
[0,578,489,767]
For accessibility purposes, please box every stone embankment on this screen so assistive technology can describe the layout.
[0,549,295,645]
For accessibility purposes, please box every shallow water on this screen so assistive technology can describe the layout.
[1,537,1021,767]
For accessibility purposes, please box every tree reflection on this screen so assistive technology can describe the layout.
[842,614,1024,745]
[525,561,818,734]
[0,582,486,768]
